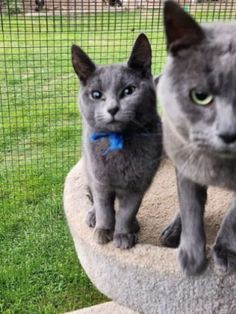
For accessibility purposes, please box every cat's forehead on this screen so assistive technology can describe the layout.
[169,23,236,86]
[204,23,236,58]
[87,64,137,88]
[204,22,236,44]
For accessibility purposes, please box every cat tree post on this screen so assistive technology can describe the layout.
[64,158,236,314]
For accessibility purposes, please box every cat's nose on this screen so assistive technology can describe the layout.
[108,106,119,116]
[219,132,236,144]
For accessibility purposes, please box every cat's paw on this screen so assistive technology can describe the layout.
[131,218,140,233]
[160,219,181,248]
[113,232,137,249]
[213,243,236,273]
[86,209,96,228]
[94,228,113,244]
[178,244,207,276]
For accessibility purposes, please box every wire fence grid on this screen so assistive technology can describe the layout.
[1,1,236,210]
[1,0,236,312]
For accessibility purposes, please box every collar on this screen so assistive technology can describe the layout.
[90,132,124,155]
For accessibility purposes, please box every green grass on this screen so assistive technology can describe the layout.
[0,10,165,314]
[0,7,235,313]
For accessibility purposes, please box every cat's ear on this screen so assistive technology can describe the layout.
[164,1,205,55]
[71,45,96,84]
[128,33,152,76]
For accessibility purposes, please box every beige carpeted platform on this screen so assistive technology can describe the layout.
[67,301,138,314]
[64,158,236,314]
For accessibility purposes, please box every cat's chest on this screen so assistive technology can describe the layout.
[176,152,236,190]
[87,135,161,189]
[164,126,236,190]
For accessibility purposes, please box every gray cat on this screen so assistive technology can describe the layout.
[72,34,162,249]
[158,1,236,275]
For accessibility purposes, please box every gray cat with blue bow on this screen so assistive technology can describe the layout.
[72,34,162,249]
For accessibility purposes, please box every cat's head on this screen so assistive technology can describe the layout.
[159,1,236,156]
[72,34,156,132]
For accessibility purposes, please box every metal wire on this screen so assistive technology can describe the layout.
[1,0,236,310]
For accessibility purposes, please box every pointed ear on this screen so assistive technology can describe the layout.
[164,1,205,55]
[128,33,152,76]
[71,45,96,84]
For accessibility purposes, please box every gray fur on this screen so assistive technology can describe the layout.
[158,1,236,274]
[72,34,162,249]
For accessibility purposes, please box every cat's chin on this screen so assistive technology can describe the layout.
[214,150,236,159]
[197,146,236,159]
[96,121,127,133]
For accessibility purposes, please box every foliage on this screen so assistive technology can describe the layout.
[3,0,22,14]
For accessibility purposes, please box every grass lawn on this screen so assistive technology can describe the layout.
[0,6,235,314]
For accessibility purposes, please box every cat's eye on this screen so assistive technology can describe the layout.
[190,89,214,106]
[121,85,136,98]
[91,90,103,100]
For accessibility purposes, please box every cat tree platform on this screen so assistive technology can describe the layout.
[64,158,236,314]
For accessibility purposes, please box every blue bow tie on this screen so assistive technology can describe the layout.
[90,132,124,155]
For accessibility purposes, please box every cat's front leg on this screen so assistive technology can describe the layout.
[114,191,142,249]
[160,213,182,248]
[213,194,236,273]
[92,186,115,244]
[177,170,208,275]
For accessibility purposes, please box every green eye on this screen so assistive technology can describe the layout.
[121,85,136,98]
[91,90,102,100]
[190,89,214,106]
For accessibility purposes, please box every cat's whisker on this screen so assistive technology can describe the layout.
[167,142,196,156]
[97,115,107,121]
[178,152,193,177]
[177,145,196,177]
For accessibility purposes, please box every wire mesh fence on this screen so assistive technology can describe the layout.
[1,0,236,312]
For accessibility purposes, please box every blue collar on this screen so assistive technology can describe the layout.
[90,132,124,155]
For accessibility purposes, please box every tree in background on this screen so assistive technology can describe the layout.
[2,0,22,14]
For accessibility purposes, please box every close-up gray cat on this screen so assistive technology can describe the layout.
[159,1,236,275]
[72,34,162,249]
